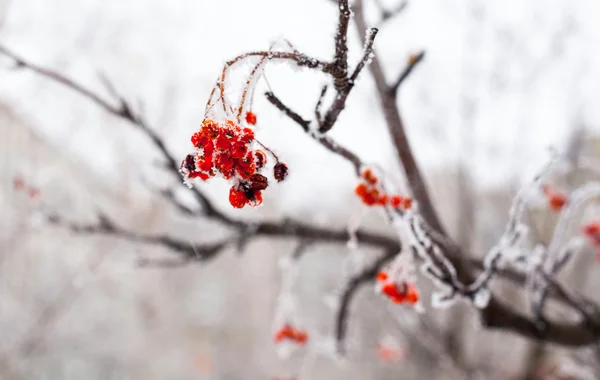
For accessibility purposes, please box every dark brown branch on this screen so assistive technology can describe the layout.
[391,50,425,93]
[332,0,351,88]
[47,214,228,264]
[334,248,397,353]
[314,85,328,125]
[482,297,600,347]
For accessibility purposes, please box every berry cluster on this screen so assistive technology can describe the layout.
[180,115,288,209]
[186,118,258,181]
[355,169,412,209]
[542,185,568,212]
[376,271,419,305]
[273,324,308,345]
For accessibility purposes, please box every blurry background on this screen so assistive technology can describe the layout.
[0,0,599,378]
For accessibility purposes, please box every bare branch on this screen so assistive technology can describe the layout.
[481,297,600,347]
[352,0,445,235]
[47,213,228,264]
[265,91,362,173]
[391,50,425,93]
[0,44,237,226]
[541,272,600,330]
[156,188,196,216]
[374,0,408,25]
[335,248,396,353]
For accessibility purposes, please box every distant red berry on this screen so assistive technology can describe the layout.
[548,193,567,212]
[362,169,378,185]
[13,176,25,190]
[583,222,600,237]
[376,271,388,282]
[273,324,308,345]
[28,188,40,199]
[542,185,568,212]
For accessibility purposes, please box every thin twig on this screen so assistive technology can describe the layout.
[390,50,425,93]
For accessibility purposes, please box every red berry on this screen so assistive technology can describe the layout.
[229,186,247,208]
[191,132,202,147]
[362,169,378,185]
[245,112,257,125]
[390,195,403,208]
[294,331,308,344]
[355,183,368,197]
[583,222,600,237]
[405,285,419,304]
[255,150,267,169]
